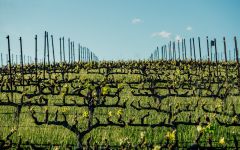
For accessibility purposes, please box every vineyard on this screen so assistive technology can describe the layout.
[1,33,240,150]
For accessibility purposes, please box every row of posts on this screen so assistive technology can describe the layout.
[0,31,99,67]
[149,37,239,63]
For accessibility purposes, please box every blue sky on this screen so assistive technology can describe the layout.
[0,0,240,62]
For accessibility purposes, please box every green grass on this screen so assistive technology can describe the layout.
[0,61,240,149]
